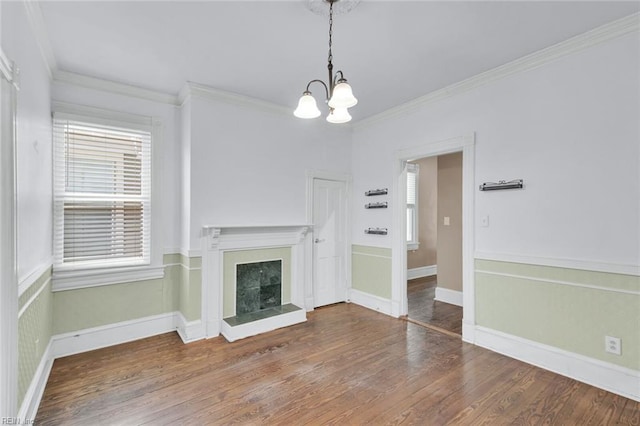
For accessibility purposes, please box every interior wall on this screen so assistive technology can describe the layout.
[2,2,53,282]
[352,32,639,271]
[49,77,185,337]
[186,92,352,252]
[351,32,639,370]
[2,1,53,412]
[51,82,182,252]
[407,156,437,270]
[436,152,462,292]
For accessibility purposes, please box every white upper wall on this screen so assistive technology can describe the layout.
[2,2,53,281]
[352,33,639,268]
[185,91,352,251]
[179,98,191,253]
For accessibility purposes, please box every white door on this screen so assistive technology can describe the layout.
[313,179,347,307]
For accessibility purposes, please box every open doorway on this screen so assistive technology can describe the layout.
[406,152,463,336]
[391,133,474,341]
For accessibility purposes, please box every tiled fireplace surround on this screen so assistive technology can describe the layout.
[200,225,310,342]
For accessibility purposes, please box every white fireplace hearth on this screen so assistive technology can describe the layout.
[200,225,311,342]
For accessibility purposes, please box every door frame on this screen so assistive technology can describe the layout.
[392,133,476,343]
[305,170,352,311]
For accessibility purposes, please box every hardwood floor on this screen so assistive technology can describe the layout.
[36,303,638,425]
[408,276,463,335]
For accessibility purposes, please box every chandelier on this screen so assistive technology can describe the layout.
[294,0,358,124]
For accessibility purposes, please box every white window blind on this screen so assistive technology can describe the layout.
[53,113,151,269]
[406,162,419,245]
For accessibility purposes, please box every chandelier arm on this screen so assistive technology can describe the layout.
[305,79,330,101]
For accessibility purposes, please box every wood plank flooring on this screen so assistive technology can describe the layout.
[36,303,638,425]
[408,277,463,335]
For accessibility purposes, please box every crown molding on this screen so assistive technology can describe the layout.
[354,12,640,129]
[54,70,180,105]
[51,71,291,116]
[179,81,291,116]
[22,0,57,79]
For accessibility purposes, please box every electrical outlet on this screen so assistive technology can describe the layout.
[605,336,621,355]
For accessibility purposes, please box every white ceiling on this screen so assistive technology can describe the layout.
[39,1,639,121]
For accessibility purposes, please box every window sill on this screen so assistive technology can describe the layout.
[407,242,420,251]
[52,265,165,292]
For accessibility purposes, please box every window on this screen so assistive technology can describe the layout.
[53,113,152,270]
[406,162,419,250]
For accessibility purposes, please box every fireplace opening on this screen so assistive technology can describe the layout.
[236,259,282,315]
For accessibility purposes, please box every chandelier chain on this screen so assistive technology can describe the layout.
[328,0,334,65]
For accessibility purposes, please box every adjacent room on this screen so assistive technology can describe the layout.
[1,0,638,423]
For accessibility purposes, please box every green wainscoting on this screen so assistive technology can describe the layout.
[351,245,392,300]
[52,254,193,334]
[475,259,640,371]
[18,270,53,407]
[53,275,173,334]
[179,254,202,322]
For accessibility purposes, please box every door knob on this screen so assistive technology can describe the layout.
[315,238,325,243]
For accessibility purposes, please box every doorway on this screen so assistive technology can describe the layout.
[391,133,475,342]
[406,153,463,336]
[308,175,350,308]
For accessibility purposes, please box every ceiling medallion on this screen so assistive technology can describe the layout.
[305,0,361,16]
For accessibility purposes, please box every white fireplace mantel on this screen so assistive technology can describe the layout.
[199,225,312,341]
[202,225,311,250]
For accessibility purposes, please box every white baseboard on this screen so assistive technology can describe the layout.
[17,340,54,423]
[51,312,177,359]
[348,289,394,317]
[175,312,205,343]
[435,287,463,307]
[407,265,437,280]
[474,326,640,402]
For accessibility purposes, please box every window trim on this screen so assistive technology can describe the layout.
[51,102,163,291]
[406,162,420,251]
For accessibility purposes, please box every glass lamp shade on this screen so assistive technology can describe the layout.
[328,81,358,109]
[326,107,352,124]
[294,93,321,119]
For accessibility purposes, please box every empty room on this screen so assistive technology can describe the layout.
[1,0,639,424]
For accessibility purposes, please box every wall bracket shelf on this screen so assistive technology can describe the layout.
[365,202,388,209]
[365,188,388,196]
[365,227,388,235]
[479,179,523,191]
